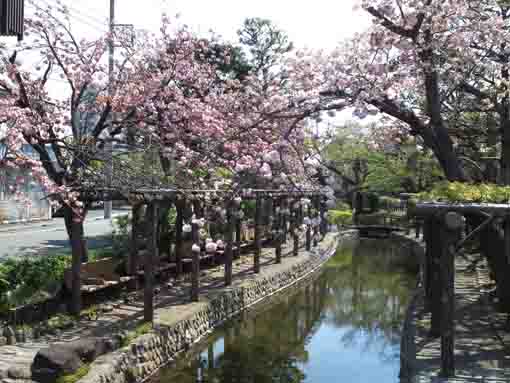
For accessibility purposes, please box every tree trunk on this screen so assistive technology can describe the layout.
[500,52,510,185]
[144,202,158,323]
[63,207,86,316]
[421,44,466,182]
[254,196,262,272]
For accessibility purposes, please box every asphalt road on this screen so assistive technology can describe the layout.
[0,209,129,260]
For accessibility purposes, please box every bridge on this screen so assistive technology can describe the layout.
[346,225,405,238]
[349,192,414,238]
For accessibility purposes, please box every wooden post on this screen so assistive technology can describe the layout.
[505,215,510,265]
[313,196,320,247]
[235,213,242,259]
[282,198,288,243]
[306,203,312,251]
[70,223,83,316]
[440,211,463,378]
[292,200,299,257]
[175,197,185,278]
[319,196,327,236]
[429,216,442,337]
[128,203,141,289]
[144,202,158,323]
[275,198,282,264]
[191,219,200,302]
[225,202,234,286]
[422,217,431,307]
[254,195,262,273]
[208,343,214,370]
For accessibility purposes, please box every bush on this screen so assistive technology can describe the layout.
[335,201,351,210]
[419,182,510,203]
[2,254,71,308]
[120,322,153,348]
[328,209,353,227]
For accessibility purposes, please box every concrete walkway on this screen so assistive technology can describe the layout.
[0,236,331,382]
[413,256,510,383]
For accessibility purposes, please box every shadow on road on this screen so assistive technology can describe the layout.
[12,234,114,258]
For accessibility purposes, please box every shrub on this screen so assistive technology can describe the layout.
[2,253,71,307]
[419,182,510,203]
[55,365,90,383]
[335,201,351,210]
[120,322,153,348]
[328,209,353,227]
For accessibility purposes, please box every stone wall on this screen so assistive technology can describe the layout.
[78,231,354,383]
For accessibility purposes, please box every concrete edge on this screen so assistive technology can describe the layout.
[76,231,357,383]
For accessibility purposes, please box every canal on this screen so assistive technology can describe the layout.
[151,238,417,383]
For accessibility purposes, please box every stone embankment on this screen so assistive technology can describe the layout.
[73,231,347,383]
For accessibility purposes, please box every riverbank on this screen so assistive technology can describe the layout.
[78,231,344,383]
[0,231,348,383]
[405,253,510,382]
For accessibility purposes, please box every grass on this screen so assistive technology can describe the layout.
[55,365,91,383]
[121,322,153,348]
[47,246,117,262]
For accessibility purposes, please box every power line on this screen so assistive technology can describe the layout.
[40,0,107,31]
[26,5,106,34]
[26,1,107,33]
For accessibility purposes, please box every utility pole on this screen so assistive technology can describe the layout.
[104,0,115,219]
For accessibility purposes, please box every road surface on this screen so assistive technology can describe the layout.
[0,209,129,260]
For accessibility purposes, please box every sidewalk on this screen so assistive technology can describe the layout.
[413,256,510,382]
[0,211,128,234]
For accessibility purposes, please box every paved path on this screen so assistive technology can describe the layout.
[0,236,331,381]
[0,209,128,260]
[414,256,510,382]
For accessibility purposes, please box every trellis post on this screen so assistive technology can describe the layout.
[128,203,142,289]
[429,215,442,337]
[144,201,158,323]
[292,200,299,257]
[275,197,282,264]
[191,216,200,302]
[306,200,312,251]
[225,201,234,286]
[254,194,262,273]
[440,211,463,378]
[175,197,185,278]
[319,196,327,236]
[282,197,288,243]
[235,210,242,260]
[422,217,432,308]
[505,215,510,265]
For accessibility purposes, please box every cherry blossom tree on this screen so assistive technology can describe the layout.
[0,7,323,313]
[0,2,140,314]
[287,0,510,183]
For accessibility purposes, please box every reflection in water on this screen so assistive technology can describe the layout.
[153,239,416,383]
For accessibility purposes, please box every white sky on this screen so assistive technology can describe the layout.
[1,0,372,125]
[45,0,370,48]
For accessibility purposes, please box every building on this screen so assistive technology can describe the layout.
[0,140,53,224]
[0,0,24,41]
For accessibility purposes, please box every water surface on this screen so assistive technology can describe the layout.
[153,239,417,383]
